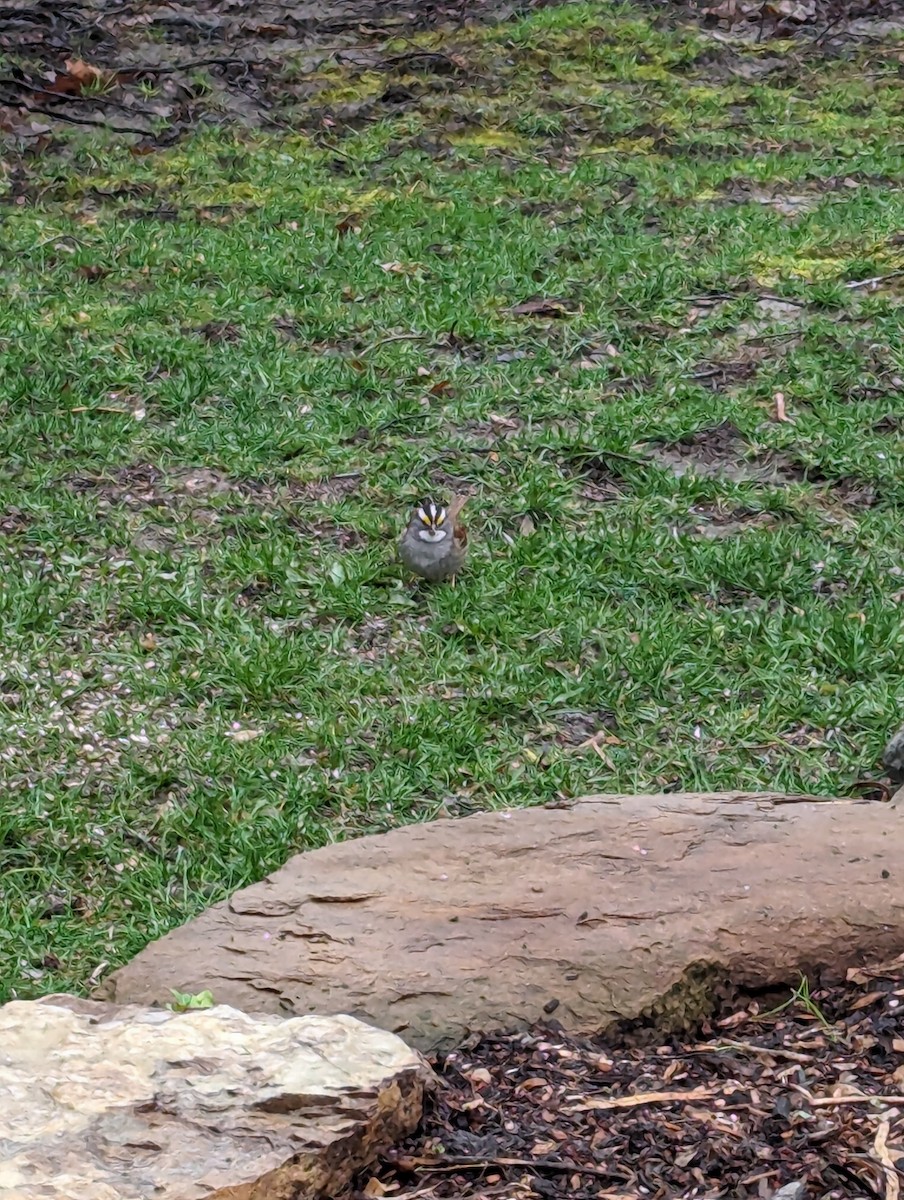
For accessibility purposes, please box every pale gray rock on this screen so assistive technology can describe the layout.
[0,996,428,1200]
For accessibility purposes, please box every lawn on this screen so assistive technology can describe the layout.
[1,1,904,1001]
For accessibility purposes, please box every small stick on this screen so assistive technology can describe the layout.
[845,270,904,291]
[874,1116,900,1200]
[360,332,430,354]
[693,1040,815,1064]
[396,1153,620,1180]
[565,1085,717,1112]
[793,1088,904,1108]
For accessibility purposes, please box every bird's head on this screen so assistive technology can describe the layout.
[411,499,449,543]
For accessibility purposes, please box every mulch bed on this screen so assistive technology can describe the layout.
[357,958,904,1199]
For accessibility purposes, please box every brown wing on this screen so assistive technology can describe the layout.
[446,494,469,523]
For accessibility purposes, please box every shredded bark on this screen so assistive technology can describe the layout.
[356,955,904,1199]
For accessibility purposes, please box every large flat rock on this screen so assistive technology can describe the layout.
[0,997,427,1200]
[104,792,904,1050]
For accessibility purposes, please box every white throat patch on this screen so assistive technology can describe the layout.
[417,528,448,543]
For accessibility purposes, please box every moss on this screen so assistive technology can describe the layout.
[449,129,528,151]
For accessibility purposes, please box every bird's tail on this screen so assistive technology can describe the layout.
[446,494,469,522]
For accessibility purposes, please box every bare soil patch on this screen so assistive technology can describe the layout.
[646,427,881,511]
[646,421,785,484]
[684,501,781,538]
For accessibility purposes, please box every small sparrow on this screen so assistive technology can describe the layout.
[883,726,904,785]
[399,495,468,583]
[883,727,904,807]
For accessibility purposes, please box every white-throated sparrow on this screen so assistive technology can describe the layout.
[399,495,468,583]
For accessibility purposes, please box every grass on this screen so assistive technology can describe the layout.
[2,1,904,1000]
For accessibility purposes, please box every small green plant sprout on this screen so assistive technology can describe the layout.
[168,988,216,1012]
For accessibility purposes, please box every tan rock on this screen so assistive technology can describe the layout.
[103,792,904,1050]
[0,996,427,1199]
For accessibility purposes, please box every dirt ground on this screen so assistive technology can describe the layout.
[3,0,904,145]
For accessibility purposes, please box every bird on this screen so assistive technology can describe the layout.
[882,727,904,807]
[398,495,468,584]
[883,726,904,786]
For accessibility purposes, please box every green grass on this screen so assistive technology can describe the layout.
[2,1,904,1000]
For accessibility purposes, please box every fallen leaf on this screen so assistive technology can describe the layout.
[138,632,157,652]
[764,0,816,20]
[773,391,789,422]
[531,1140,557,1155]
[379,261,423,275]
[227,728,264,743]
[717,1008,751,1029]
[519,514,536,536]
[362,1178,390,1198]
[428,380,454,396]
[507,296,572,318]
[849,990,887,1010]
[336,212,362,235]
[489,412,520,432]
[46,58,113,95]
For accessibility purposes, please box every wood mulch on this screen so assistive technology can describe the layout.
[357,957,904,1200]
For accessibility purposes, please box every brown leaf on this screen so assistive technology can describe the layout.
[507,296,572,318]
[489,412,521,432]
[849,990,886,1010]
[428,380,454,397]
[47,58,113,95]
[336,212,362,235]
[764,0,817,20]
[519,514,536,537]
[362,1178,390,1198]
[379,260,423,275]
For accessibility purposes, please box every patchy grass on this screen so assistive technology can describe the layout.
[2,1,904,1000]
